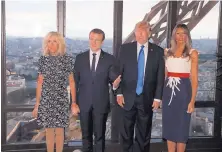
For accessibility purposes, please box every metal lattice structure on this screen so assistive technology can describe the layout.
[124,0,219,45]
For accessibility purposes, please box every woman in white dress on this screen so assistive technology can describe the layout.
[162,24,198,152]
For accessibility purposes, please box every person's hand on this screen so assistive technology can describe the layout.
[32,103,39,118]
[164,48,169,56]
[72,103,80,116]
[187,102,195,113]
[152,100,160,111]
[117,95,124,107]
[113,75,121,88]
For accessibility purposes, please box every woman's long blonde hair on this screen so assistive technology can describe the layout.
[42,31,66,56]
[167,24,192,58]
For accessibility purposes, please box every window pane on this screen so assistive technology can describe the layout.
[7,112,43,143]
[7,111,80,143]
[190,108,214,136]
[190,3,219,101]
[5,1,57,105]
[151,110,162,138]
[66,1,113,55]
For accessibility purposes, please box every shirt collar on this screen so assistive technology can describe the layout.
[90,49,101,56]
[137,41,148,48]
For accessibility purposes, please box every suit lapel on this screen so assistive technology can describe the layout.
[95,50,105,74]
[86,50,91,74]
[144,42,154,81]
[132,42,138,80]
[132,42,138,64]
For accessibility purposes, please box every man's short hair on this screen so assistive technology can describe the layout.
[134,21,151,31]
[89,28,105,41]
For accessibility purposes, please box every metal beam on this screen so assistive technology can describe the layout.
[113,1,123,57]
[111,0,123,142]
[166,1,177,48]
[57,1,66,37]
[1,0,7,145]
[214,1,222,138]
[124,1,218,45]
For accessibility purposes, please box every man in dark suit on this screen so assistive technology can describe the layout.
[73,28,120,152]
[116,21,165,152]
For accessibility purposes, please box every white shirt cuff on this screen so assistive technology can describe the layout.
[117,94,123,96]
[113,86,118,90]
[154,99,161,102]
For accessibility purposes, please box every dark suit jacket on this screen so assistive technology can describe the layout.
[74,50,118,113]
[116,41,165,113]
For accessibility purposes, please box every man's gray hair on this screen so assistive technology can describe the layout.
[134,21,151,32]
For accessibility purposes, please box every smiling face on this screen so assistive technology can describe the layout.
[175,27,188,45]
[47,36,59,55]
[43,31,66,56]
[169,24,193,57]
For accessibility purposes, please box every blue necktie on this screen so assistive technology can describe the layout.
[136,45,145,95]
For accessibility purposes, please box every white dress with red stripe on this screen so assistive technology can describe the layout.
[162,49,194,143]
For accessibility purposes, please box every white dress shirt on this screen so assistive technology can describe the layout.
[116,42,161,102]
[89,49,101,70]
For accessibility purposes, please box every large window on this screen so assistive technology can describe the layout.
[5,1,57,143]
[2,0,221,147]
[5,1,57,105]
[190,3,219,102]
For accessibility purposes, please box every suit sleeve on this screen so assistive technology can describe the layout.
[154,48,165,100]
[114,45,124,95]
[74,55,80,105]
[108,56,119,83]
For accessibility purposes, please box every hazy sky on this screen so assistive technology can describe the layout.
[5,0,219,39]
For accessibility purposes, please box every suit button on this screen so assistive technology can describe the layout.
[92,81,94,84]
